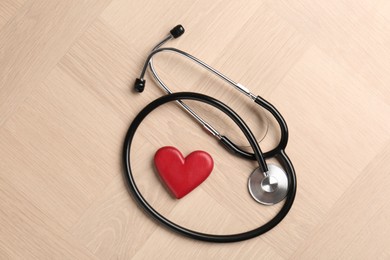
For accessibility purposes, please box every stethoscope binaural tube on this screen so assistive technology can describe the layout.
[123,92,297,243]
[134,25,289,173]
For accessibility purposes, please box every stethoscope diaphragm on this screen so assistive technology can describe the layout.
[248,164,289,205]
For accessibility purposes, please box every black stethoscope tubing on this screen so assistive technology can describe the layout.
[220,94,289,161]
[123,92,296,243]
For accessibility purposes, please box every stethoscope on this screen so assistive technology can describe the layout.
[124,25,297,242]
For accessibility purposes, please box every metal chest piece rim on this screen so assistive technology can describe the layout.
[248,164,289,205]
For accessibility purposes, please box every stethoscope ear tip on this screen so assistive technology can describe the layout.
[134,78,146,92]
[170,25,185,38]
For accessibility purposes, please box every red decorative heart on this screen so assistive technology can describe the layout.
[154,146,213,199]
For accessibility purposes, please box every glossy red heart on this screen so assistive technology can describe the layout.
[154,146,213,199]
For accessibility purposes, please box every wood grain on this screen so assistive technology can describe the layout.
[1,0,390,259]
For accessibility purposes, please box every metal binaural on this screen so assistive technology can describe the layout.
[140,28,258,139]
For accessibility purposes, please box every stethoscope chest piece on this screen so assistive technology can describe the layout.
[248,164,288,205]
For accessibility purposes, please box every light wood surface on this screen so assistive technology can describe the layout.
[1,0,390,259]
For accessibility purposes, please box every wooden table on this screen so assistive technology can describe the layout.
[1,0,390,258]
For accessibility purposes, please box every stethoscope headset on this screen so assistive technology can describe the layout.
[123,25,297,242]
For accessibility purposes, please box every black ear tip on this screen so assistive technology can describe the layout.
[170,25,185,38]
[134,78,145,92]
